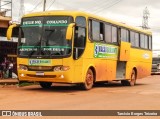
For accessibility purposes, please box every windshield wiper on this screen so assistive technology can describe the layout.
[41,29,56,57]
[28,41,41,57]
[44,29,55,45]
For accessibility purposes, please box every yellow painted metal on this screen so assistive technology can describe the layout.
[66,23,75,40]
[125,48,152,79]
[119,41,131,61]
[6,24,17,40]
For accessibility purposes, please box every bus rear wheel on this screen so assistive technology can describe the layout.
[129,69,136,86]
[121,69,136,86]
[81,69,94,90]
[39,82,52,89]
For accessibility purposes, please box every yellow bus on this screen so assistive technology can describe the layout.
[7,11,152,90]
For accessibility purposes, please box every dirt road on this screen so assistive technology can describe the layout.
[0,75,160,118]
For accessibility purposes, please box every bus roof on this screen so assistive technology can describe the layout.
[23,10,151,35]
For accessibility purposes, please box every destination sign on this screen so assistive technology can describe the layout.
[22,20,68,26]
[46,20,68,24]
[22,17,70,26]
[23,20,42,25]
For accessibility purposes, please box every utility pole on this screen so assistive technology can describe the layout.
[142,7,150,29]
[43,0,46,11]
[19,0,25,21]
[0,0,1,11]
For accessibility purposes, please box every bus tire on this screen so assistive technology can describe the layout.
[39,82,52,89]
[121,69,136,86]
[129,69,137,86]
[81,68,94,90]
[121,80,130,86]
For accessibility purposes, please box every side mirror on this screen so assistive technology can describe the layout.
[6,24,18,40]
[66,23,75,40]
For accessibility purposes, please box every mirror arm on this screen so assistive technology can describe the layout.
[7,24,19,40]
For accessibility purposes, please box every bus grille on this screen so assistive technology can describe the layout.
[28,66,53,71]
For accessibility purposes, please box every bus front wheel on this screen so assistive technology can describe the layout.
[39,82,52,89]
[81,69,94,90]
[121,69,136,86]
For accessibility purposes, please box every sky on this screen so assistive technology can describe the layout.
[9,0,160,49]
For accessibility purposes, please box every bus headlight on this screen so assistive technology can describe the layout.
[61,66,70,71]
[53,66,70,71]
[18,64,28,71]
[53,66,61,71]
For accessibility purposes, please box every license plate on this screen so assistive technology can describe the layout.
[36,72,44,76]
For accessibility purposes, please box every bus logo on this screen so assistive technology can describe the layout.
[94,43,118,58]
[143,53,150,59]
[29,59,51,66]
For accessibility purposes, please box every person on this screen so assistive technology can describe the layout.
[1,61,6,79]
[8,61,14,78]
[0,63,3,79]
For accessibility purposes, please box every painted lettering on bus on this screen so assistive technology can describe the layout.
[29,59,51,65]
[23,20,42,25]
[46,20,68,24]
[95,44,117,55]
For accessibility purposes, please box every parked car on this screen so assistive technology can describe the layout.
[151,57,160,74]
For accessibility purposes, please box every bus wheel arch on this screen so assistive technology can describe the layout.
[121,67,137,86]
[130,67,137,86]
[81,66,96,90]
[89,66,96,83]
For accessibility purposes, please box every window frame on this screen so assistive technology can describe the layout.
[120,28,129,42]
[89,18,118,45]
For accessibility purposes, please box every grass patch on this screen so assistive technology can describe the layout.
[18,81,39,87]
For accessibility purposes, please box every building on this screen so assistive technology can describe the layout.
[0,8,18,75]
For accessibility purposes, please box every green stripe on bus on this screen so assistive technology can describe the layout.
[18,46,71,48]
[41,46,71,48]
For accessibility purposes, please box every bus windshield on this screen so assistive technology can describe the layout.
[18,16,73,58]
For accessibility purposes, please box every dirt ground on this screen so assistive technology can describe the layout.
[0,75,160,118]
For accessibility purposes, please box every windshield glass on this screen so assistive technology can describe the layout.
[18,16,73,58]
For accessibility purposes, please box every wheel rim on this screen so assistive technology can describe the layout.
[130,70,136,86]
[85,69,94,89]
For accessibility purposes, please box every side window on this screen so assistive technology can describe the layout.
[130,31,135,46]
[112,26,117,43]
[121,28,129,42]
[74,27,86,48]
[144,35,148,49]
[104,24,117,43]
[149,36,152,50]
[91,20,100,41]
[140,34,145,48]
[90,20,104,42]
[76,16,86,27]
[135,33,139,47]
[104,24,112,43]
[74,16,86,59]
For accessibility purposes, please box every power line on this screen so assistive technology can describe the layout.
[84,0,112,11]
[19,0,25,18]
[46,0,56,10]
[93,0,122,14]
[30,0,43,12]
[56,1,78,10]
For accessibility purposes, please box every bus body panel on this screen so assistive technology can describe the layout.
[119,42,131,61]
[125,48,152,79]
